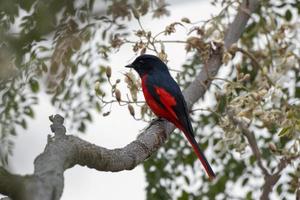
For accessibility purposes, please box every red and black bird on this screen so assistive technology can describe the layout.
[125,54,215,179]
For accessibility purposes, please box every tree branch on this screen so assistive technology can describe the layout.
[183,0,259,106]
[227,109,299,200]
[0,167,25,200]
[260,156,299,200]
[227,109,269,176]
[0,0,260,199]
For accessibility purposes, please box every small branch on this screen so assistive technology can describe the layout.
[260,155,299,200]
[227,109,299,200]
[124,39,186,44]
[49,114,66,137]
[183,0,259,107]
[224,0,259,49]
[227,109,269,176]
[235,47,275,86]
[98,96,145,106]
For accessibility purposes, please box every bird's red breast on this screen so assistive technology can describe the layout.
[141,75,179,126]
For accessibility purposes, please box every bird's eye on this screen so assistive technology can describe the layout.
[139,60,144,64]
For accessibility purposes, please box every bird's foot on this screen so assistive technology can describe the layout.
[145,117,164,130]
[150,117,164,124]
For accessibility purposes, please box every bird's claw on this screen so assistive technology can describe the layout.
[144,117,164,130]
[151,117,164,124]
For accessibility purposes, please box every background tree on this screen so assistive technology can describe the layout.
[0,0,299,199]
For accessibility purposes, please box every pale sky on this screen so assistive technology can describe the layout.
[1,1,222,199]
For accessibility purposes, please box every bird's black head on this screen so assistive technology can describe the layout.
[125,54,169,77]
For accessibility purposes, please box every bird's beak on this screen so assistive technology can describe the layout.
[125,64,134,68]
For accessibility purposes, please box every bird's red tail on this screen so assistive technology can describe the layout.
[182,130,216,180]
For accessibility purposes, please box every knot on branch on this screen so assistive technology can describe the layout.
[49,114,66,137]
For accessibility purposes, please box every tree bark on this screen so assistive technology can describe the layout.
[0,0,259,199]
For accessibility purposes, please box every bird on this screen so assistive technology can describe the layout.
[125,54,215,179]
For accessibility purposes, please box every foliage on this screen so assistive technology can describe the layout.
[0,0,167,164]
[0,0,300,199]
[142,0,300,199]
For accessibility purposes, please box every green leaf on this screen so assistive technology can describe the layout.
[71,63,78,74]
[42,62,48,72]
[20,119,27,129]
[29,78,39,93]
[246,191,252,200]
[85,112,92,122]
[184,175,190,185]
[285,9,292,21]
[217,95,227,113]
[249,155,255,165]
[78,122,86,132]
[19,0,35,11]
[278,126,291,137]
[95,102,101,112]
[297,2,300,14]
[10,128,17,136]
[295,86,300,98]
[24,106,34,118]
[88,0,95,10]
[276,184,283,195]
[178,190,189,200]
[242,177,249,186]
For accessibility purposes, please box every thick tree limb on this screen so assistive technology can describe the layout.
[0,0,259,199]
[0,168,25,200]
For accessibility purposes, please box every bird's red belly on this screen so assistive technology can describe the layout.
[142,86,168,118]
[142,85,183,131]
[141,76,175,123]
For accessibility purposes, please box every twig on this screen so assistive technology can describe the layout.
[260,155,299,200]
[227,109,300,200]
[227,109,269,176]
[235,47,275,86]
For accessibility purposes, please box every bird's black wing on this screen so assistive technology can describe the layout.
[148,71,195,137]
